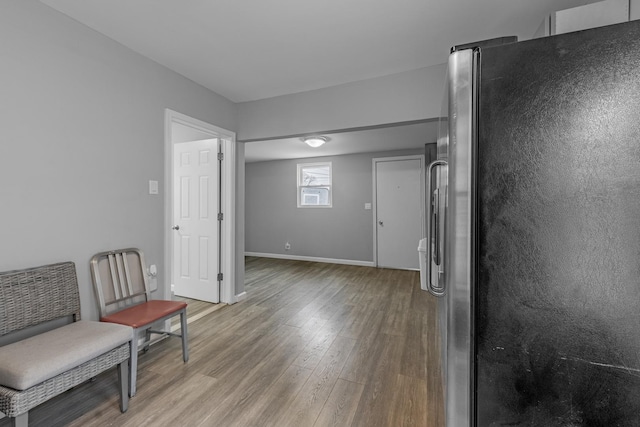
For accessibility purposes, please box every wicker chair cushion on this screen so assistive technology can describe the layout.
[0,321,132,390]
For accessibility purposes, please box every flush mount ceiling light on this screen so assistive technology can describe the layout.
[302,136,328,148]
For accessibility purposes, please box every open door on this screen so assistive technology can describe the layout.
[165,109,236,304]
[173,138,220,302]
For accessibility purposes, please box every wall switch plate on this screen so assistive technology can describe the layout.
[364,203,372,210]
[149,180,159,195]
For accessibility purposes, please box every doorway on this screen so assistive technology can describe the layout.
[373,155,424,269]
[165,109,236,304]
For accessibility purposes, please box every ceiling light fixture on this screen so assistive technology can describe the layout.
[302,136,328,148]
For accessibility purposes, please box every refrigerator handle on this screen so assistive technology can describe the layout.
[426,159,447,297]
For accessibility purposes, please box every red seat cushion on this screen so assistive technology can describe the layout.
[101,300,187,329]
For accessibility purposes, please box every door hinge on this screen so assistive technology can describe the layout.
[218,152,224,161]
[217,273,223,281]
[217,213,223,221]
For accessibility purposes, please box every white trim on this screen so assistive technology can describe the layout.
[220,135,236,304]
[245,252,375,267]
[372,154,425,268]
[164,109,236,305]
[235,291,247,302]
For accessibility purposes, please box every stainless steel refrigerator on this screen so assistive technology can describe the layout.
[422,19,640,426]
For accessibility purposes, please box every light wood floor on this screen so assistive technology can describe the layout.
[1,257,444,427]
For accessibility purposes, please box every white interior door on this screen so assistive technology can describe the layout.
[375,156,424,269]
[173,138,219,302]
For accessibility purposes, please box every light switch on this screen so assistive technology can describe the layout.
[364,203,372,210]
[149,180,159,195]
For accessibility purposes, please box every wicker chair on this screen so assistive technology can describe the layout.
[0,262,131,427]
[89,248,188,397]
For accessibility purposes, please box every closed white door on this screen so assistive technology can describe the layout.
[375,157,423,269]
[172,138,219,302]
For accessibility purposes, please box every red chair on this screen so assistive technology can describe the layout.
[90,248,188,397]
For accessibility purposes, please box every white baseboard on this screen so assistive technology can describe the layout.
[245,252,376,267]
[235,292,247,303]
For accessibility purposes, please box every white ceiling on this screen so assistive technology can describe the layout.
[39,0,597,103]
[39,0,598,162]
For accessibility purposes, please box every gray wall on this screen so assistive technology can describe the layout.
[0,0,237,320]
[236,64,447,141]
[245,149,422,262]
[237,66,446,268]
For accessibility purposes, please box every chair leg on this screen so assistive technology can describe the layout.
[117,358,129,412]
[144,329,151,353]
[129,330,139,397]
[180,309,189,363]
[11,412,28,427]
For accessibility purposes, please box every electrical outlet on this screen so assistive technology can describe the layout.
[285,242,291,251]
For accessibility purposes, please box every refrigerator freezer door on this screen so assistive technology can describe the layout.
[475,20,640,425]
[444,48,476,427]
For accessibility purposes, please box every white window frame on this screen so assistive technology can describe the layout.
[297,162,332,208]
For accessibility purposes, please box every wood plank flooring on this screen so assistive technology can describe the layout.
[0,257,444,427]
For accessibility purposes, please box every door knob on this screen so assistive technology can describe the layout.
[378,221,384,226]
[172,225,180,230]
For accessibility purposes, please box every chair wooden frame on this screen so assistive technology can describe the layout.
[90,248,188,397]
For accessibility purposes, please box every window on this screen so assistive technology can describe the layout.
[297,162,332,208]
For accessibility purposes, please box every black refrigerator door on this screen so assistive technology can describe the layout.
[476,20,640,426]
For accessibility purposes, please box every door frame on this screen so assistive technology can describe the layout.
[372,154,425,268]
[164,109,236,304]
